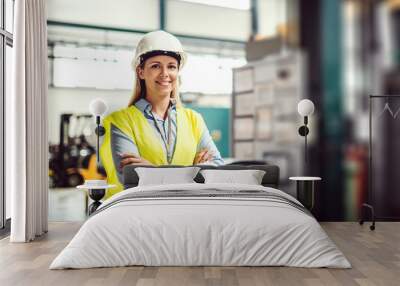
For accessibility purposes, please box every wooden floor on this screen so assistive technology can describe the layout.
[0,222,399,286]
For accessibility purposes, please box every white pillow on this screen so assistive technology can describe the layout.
[135,167,200,186]
[200,169,266,185]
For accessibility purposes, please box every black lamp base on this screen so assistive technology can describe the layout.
[296,181,314,210]
[88,188,106,215]
[359,203,376,231]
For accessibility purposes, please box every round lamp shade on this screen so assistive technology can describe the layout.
[297,99,315,116]
[89,98,108,117]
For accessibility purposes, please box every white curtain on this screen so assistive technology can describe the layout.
[8,0,48,242]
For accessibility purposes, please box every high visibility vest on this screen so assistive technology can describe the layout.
[100,105,204,199]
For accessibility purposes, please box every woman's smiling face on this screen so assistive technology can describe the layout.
[138,55,179,98]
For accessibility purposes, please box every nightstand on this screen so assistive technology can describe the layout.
[289,177,321,210]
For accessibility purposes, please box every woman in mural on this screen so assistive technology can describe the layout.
[100,30,223,198]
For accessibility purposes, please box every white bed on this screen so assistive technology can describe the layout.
[50,183,351,269]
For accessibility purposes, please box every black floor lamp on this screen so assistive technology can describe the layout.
[289,99,322,211]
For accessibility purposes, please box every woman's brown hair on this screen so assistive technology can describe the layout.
[127,66,183,107]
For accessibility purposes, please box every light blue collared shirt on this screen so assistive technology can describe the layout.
[110,98,224,182]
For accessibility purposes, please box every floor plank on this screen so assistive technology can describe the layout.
[0,222,399,286]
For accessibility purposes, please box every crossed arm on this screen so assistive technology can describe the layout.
[110,124,224,183]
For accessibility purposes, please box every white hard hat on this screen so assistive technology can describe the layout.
[132,30,187,70]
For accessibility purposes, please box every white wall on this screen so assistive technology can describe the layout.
[47,0,159,31]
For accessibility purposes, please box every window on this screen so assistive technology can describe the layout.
[0,0,14,232]
[180,54,246,94]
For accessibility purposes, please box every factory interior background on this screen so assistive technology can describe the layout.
[2,0,400,228]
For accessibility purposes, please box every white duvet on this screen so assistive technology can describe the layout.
[50,183,351,269]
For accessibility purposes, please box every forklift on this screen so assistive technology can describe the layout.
[49,113,105,188]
